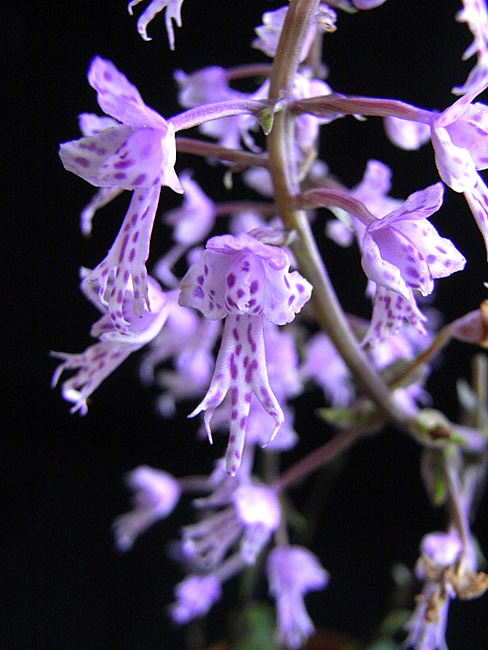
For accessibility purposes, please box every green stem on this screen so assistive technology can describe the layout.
[266,0,406,427]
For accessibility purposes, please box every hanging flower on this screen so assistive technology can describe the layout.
[113,466,181,551]
[51,274,176,414]
[179,232,312,474]
[267,545,329,650]
[59,56,182,330]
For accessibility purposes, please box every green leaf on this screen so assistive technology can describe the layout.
[258,107,275,136]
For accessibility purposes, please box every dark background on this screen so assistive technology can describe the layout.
[5,0,488,648]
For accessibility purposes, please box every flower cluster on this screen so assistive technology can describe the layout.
[53,2,488,648]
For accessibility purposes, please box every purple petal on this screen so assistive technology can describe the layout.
[88,56,166,129]
[59,125,134,187]
[83,186,162,332]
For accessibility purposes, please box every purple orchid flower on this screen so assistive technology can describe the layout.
[59,56,183,331]
[51,273,177,415]
[179,232,312,475]
[113,466,181,551]
[267,545,329,650]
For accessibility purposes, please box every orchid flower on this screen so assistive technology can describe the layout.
[59,56,182,330]
[453,0,488,95]
[267,546,329,650]
[113,466,181,551]
[179,231,312,474]
[51,273,176,414]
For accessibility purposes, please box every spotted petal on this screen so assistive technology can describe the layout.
[363,285,427,345]
[59,125,134,187]
[188,314,284,476]
[431,124,478,192]
[82,185,161,332]
[98,125,182,192]
[88,56,166,129]
[464,174,488,257]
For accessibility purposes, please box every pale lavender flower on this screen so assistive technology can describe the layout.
[453,0,488,96]
[233,484,281,563]
[252,5,336,61]
[430,90,488,254]
[181,481,280,569]
[154,172,216,286]
[361,183,465,298]
[325,165,465,341]
[174,65,256,151]
[267,545,329,650]
[60,56,182,330]
[175,66,238,108]
[170,574,221,623]
[321,162,454,342]
[300,332,353,407]
[164,172,215,245]
[179,232,312,474]
[113,466,181,551]
[384,116,431,151]
[51,276,176,414]
[128,0,184,49]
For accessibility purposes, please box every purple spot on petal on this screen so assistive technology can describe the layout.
[114,159,134,169]
[74,156,90,168]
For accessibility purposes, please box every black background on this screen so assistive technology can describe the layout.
[5,0,488,648]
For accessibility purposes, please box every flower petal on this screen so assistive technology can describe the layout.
[98,125,182,192]
[88,56,166,129]
[83,186,162,331]
[59,125,134,187]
